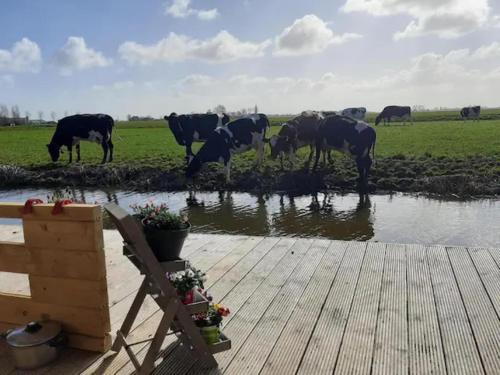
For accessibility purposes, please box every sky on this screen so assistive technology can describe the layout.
[1,0,500,119]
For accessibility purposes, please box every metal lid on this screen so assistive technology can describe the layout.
[6,321,62,348]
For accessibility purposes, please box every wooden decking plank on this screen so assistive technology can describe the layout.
[427,245,484,374]
[371,243,408,375]
[406,243,446,375]
[224,239,330,374]
[447,246,500,374]
[296,241,367,375]
[334,241,386,374]
[260,240,348,375]
[469,247,500,318]
[188,238,310,374]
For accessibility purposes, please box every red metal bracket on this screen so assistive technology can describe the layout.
[22,198,44,214]
[52,199,73,215]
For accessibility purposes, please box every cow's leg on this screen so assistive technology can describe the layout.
[313,141,322,172]
[224,160,232,183]
[67,145,73,163]
[256,142,264,166]
[101,141,109,164]
[76,144,81,162]
[186,144,194,164]
[108,139,114,162]
[306,145,314,167]
[280,153,284,170]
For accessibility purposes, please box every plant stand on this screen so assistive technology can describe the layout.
[105,203,231,375]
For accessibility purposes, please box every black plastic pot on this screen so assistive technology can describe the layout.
[143,223,191,261]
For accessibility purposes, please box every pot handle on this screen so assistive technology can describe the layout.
[48,334,68,348]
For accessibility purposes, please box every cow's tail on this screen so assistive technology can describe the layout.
[263,115,271,137]
[371,132,376,167]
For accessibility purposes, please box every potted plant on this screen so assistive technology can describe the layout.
[192,303,230,345]
[131,202,190,261]
[168,267,206,304]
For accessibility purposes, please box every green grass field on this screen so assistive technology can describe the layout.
[0,116,499,169]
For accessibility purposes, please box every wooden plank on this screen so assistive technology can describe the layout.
[0,294,110,338]
[0,202,101,222]
[296,241,366,375]
[29,275,109,309]
[0,242,29,273]
[23,220,103,252]
[406,244,446,375]
[68,333,112,353]
[371,243,408,375]
[470,247,500,319]
[27,247,106,280]
[334,242,386,374]
[447,246,500,374]
[260,240,347,375]
[224,239,329,374]
[427,245,484,374]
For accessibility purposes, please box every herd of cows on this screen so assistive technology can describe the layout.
[45,105,482,193]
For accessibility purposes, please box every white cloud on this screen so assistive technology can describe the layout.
[0,38,41,73]
[165,0,219,20]
[54,36,112,76]
[92,80,134,91]
[119,31,271,65]
[342,0,492,39]
[274,14,362,56]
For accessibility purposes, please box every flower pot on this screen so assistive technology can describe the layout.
[143,223,190,261]
[200,326,220,345]
[177,289,194,305]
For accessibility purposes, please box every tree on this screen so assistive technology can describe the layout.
[24,111,31,120]
[0,104,8,119]
[50,111,57,122]
[11,105,20,118]
[213,104,226,114]
[64,111,69,118]
[254,104,258,114]
[38,111,44,122]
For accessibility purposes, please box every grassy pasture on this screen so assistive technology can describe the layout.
[0,117,499,168]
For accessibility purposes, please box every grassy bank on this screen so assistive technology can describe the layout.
[0,117,499,196]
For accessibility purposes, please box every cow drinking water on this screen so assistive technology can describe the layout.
[186,114,270,182]
[47,114,114,163]
[313,115,376,193]
[164,112,230,162]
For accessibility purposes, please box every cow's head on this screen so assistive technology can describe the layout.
[47,143,61,162]
[185,157,202,179]
[374,114,382,126]
[164,112,185,146]
[268,135,285,159]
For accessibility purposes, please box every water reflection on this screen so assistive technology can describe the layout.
[0,189,498,247]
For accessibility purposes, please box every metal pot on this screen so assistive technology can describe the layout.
[4,321,67,370]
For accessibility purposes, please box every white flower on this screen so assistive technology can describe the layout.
[186,269,195,278]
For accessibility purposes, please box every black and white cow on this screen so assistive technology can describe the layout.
[375,106,412,125]
[47,114,114,164]
[341,107,366,120]
[460,106,480,121]
[313,115,376,193]
[164,112,230,162]
[186,114,270,182]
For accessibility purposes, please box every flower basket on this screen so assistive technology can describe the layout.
[177,289,194,305]
[200,325,220,345]
[131,202,190,261]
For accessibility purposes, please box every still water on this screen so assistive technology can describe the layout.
[0,189,498,248]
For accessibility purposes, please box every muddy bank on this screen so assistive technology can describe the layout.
[1,156,499,197]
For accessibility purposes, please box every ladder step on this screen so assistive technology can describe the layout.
[208,333,231,354]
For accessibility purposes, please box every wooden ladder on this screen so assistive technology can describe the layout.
[104,203,230,374]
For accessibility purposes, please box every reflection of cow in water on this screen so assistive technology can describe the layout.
[181,191,271,236]
[273,193,373,241]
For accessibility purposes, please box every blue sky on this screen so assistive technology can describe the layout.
[1,0,500,119]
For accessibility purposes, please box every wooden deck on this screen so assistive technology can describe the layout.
[1,226,500,374]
